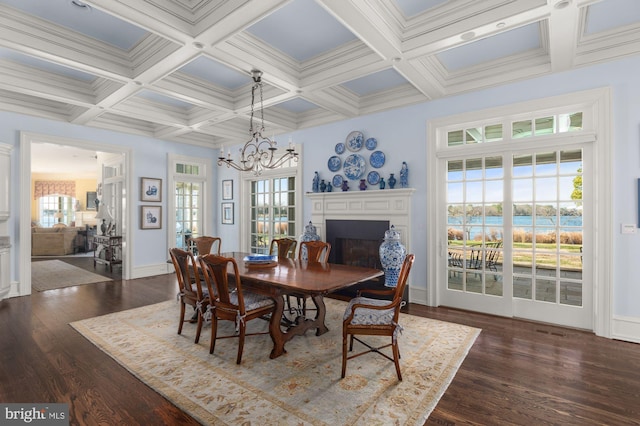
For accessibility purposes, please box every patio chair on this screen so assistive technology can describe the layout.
[341,254,415,381]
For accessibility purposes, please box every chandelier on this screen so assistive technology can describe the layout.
[218,70,298,175]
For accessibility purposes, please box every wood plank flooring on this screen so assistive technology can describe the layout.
[1,259,638,425]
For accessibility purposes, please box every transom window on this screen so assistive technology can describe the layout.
[447,112,583,146]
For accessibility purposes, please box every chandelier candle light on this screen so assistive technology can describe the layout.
[218,70,298,175]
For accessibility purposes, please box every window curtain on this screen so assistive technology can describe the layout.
[34,180,76,199]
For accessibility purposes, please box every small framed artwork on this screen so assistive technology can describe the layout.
[86,191,97,210]
[141,205,162,229]
[141,177,162,202]
[221,202,234,225]
[222,179,233,200]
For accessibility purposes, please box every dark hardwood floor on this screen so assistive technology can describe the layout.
[2,263,639,425]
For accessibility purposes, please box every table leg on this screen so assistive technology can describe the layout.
[268,292,329,359]
[268,293,287,359]
[311,294,329,336]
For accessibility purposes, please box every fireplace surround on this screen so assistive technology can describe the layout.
[306,188,414,298]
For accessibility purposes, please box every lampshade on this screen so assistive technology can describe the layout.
[94,204,113,221]
[53,212,63,219]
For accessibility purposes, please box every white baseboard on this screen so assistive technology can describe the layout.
[611,315,640,344]
[408,286,429,306]
[132,262,174,279]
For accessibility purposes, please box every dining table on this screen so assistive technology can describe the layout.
[221,251,384,359]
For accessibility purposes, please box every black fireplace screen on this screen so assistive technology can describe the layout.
[325,219,389,268]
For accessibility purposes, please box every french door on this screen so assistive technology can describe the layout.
[443,146,590,328]
[430,96,605,330]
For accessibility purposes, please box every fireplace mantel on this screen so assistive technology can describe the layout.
[306,188,415,251]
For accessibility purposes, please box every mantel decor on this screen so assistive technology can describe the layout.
[141,177,162,202]
[217,70,298,175]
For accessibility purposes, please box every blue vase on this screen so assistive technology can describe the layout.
[379,225,406,287]
[298,221,320,261]
[388,173,397,189]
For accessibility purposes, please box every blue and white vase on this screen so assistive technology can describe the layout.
[400,161,409,188]
[299,221,320,261]
[379,225,406,287]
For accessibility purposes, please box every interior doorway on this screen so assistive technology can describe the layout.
[19,132,132,296]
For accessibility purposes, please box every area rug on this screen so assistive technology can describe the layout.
[32,260,112,291]
[71,298,480,425]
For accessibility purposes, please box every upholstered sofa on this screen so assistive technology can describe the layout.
[31,224,82,256]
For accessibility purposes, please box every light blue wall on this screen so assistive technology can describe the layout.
[2,53,639,321]
[282,54,640,319]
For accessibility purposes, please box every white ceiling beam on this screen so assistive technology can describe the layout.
[546,0,579,72]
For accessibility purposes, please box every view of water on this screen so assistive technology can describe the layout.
[448,215,582,239]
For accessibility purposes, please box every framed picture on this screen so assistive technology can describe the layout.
[141,177,162,202]
[141,205,162,229]
[222,179,233,200]
[86,191,97,210]
[221,202,234,225]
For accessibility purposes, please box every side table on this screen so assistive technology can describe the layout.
[93,235,122,272]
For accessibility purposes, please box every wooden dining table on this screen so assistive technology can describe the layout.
[221,252,384,359]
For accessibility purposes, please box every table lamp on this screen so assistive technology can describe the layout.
[95,204,113,236]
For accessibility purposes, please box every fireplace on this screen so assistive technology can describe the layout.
[307,188,415,299]
[326,219,388,267]
[307,188,415,300]
[325,219,389,299]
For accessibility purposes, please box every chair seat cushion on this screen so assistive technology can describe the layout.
[344,296,394,325]
[230,291,274,311]
[188,282,209,298]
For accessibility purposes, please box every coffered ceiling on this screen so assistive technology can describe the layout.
[1,0,640,150]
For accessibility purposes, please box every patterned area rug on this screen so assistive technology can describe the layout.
[31,260,112,291]
[71,298,480,425]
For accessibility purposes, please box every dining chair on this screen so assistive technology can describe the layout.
[169,248,209,344]
[298,240,331,262]
[270,237,299,319]
[287,240,332,319]
[341,253,415,381]
[190,236,222,256]
[198,254,275,364]
[269,237,297,259]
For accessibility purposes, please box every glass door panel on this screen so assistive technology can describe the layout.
[511,150,583,308]
[447,156,504,298]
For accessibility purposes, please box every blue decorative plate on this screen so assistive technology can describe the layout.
[367,171,380,185]
[327,155,341,172]
[343,154,366,180]
[346,131,364,152]
[243,254,277,263]
[332,174,343,188]
[365,137,377,150]
[370,150,385,168]
[335,142,345,155]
